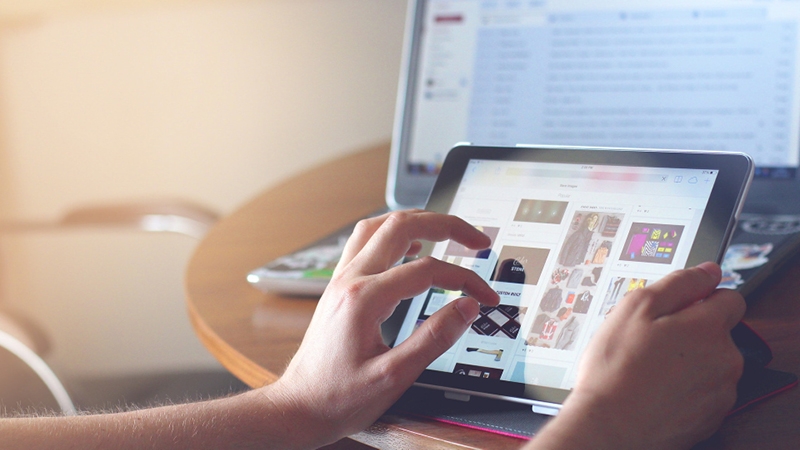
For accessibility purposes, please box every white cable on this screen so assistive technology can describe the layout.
[0,330,76,415]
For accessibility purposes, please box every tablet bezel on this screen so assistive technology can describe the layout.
[388,144,754,406]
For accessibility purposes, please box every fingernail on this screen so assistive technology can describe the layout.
[696,261,721,278]
[455,297,480,324]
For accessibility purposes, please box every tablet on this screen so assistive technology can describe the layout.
[390,144,753,415]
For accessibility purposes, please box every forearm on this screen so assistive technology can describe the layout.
[0,386,323,450]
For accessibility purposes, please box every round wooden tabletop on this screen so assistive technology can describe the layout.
[185,143,800,449]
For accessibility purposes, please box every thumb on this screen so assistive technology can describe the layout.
[636,261,722,319]
[389,297,480,383]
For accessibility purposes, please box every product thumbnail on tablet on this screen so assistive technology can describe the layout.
[395,157,725,394]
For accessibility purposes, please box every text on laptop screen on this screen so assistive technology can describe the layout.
[394,158,720,391]
[404,0,800,177]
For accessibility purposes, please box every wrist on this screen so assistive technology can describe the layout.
[253,378,343,449]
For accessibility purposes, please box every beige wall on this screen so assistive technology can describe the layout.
[0,0,407,377]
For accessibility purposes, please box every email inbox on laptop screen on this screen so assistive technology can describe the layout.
[395,159,719,390]
[407,0,800,177]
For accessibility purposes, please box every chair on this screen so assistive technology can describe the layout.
[0,199,219,415]
[0,199,218,239]
[0,310,76,415]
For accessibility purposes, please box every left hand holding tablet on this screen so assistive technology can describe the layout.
[528,262,746,450]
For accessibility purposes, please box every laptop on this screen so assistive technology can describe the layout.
[249,0,800,297]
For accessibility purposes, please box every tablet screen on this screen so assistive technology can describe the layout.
[392,147,748,405]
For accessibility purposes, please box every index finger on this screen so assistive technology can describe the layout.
[349,211,491,276]
[633,262,722,319]
[335,211,399,276]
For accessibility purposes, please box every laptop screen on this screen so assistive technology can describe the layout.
[390,0,800,208]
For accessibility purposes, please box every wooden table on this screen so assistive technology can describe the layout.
[185,142,800,449]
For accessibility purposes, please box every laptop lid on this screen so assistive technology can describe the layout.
[387,0,800,211]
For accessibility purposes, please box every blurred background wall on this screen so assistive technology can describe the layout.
[0,0,406,381]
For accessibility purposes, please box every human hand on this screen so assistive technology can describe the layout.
[265,210,499,448]
[530,262,745,450]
